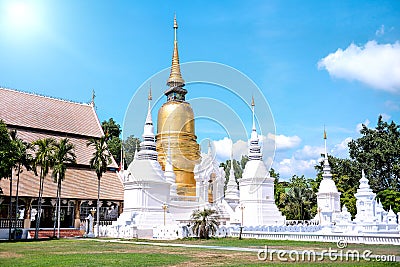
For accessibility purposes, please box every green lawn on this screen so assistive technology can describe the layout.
[0,238,398,266]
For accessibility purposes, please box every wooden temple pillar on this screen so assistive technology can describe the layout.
[74,200,81,228]
[23,198,32,228]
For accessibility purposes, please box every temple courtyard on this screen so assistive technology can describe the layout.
[0,238,398,266]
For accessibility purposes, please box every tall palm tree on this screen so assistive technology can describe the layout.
[32,138,56,239]
[9,130,33,239]
[52,138,76,238]
[191,208,219,239]
[284,187,314,220]
[87,136,111,237]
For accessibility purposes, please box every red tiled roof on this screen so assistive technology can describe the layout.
[0,88,103,137]
[13,129,118,167]
[0,167,123,201]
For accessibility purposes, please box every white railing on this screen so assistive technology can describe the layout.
[230,230,400,245]
[0,219,23,228]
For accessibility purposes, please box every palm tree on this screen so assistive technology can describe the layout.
[52,138,76,238]
[87,136,111,237]
[191,208,219,239]
[284,187,314,220]
[32,138,56,239]
[9,130,33,239]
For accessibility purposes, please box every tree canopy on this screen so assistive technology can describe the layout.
[348,115,400,191]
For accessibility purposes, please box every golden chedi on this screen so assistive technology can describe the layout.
[156,16,200,196]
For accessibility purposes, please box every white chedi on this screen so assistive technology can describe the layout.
[315,130,341,226]
[237,97,285,226]
[114,92,175,232]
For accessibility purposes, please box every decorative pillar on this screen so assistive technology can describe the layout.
[23,198,32,228]
[118,201,123,215]
[74,200,81,228]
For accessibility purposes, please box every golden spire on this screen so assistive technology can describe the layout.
[251,95,255,107]
[167,15,185,87]
[148,83,152,101]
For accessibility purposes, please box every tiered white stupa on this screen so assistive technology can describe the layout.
[237,97,285,226]
[224,150,240,209]
[315,130,341,226]
[114,90,176,237]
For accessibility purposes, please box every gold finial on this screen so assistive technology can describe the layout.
[251,95,255,107]
[323,126,327,139]
[167,15,185,87]
[148,85,152,101]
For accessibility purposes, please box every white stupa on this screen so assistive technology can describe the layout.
[237,97,285,226]
[224,150,240,209]
[114,90,175,236]
[315,129,341,226]
[354,170,376,223]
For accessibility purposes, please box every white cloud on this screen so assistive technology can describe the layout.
[213,133,300,162]
[385,100,400,111]
[266,133,301,151]
[212,138,248,162]
[213,137,232,161]
[331,137,352,158]
[356,119,370,132]
[273,157,318,179]
[380,113,391,121]
[318,41,400,93]
[294,145,324,160]
[376,25,385,36]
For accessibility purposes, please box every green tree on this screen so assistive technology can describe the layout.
[220,155,249,191]
[87,136,112,237]
[123,135,141,166]
[52,138,76,238]
[0,120,14,195]
[191,208,219,239]
[283,175,316,220]
[9,130,33,239]
[0,122,20,240]
[101,118,121,139]
[377,189,400,214]
[107,136,122,164]
[101,118,123,166]
[270,168,287,211]
[349,115,400,191]
[32,138,56,239]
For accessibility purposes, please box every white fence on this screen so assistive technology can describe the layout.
[230,230,400,245]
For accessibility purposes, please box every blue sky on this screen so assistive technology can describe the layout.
[0,0,399,179]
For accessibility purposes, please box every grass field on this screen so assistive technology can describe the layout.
[0,238,399,266]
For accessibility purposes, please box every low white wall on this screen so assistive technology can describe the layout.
[230,230,400,245]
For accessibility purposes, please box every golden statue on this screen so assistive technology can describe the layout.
[156,15,200,196]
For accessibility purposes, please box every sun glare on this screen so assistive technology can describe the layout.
[5,1,41,31]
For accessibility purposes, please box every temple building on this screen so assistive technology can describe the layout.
[0,88,123,232]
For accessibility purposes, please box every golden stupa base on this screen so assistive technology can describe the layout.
[174,170,196,196]
[176,184,196,197]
